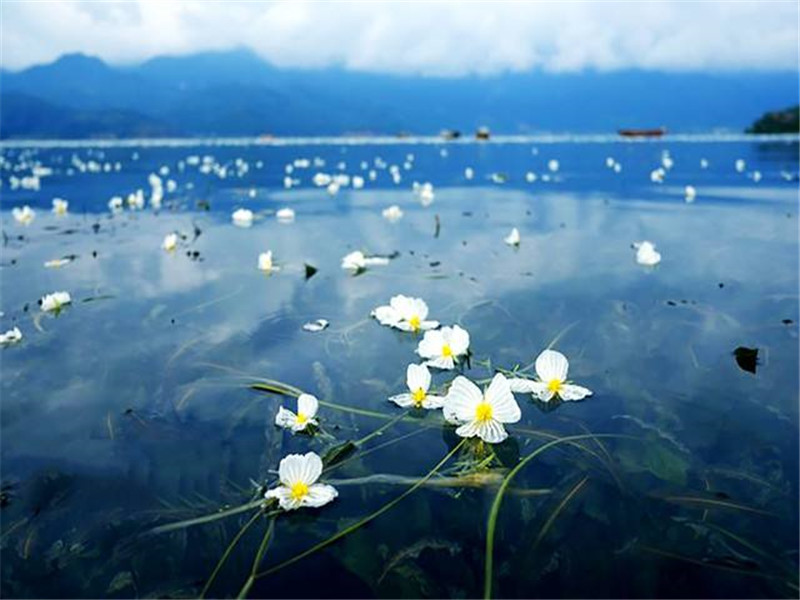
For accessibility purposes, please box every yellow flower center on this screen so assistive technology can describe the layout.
[441,344,453,357]
[547,379,562,393]
[290,481,309,501]
[475,402,493,423]
[408,315,421,331]
[412,387,426,407]
[296,412,308,425]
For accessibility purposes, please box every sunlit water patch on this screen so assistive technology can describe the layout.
[1,138,798,598]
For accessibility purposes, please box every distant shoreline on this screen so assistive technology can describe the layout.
[2,132,799,149]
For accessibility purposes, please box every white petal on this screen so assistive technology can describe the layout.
[558,384,593,401]
[420,320,440,330]
[302,484,338,508]
[265,487,300,511]
[372,305,400,326]
[455,420,481,439]
[278,454,307,486]
[508,377,538,393]
[416,330,443,359]
[534,388,556,403]
[297,452,323,485]
[425,356,455,370]
[421,395,445,410]
[443,376,482,423]
[535,349,569,383]
[390,295,415,318]
[275,407,298,430]
[476,420,508,444]
[406,363,431,393]
[363,256,389,266]
[410,297,429,321]
[447,325,470,355]
[297,394,319,418]
[485,374,521,424]
[389,393,415,408]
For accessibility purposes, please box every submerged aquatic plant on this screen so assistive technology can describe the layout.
[389,363,445,409]
[443,373,521,443]
[372,295,439,332]
[264,452,338,511]
[508,349,593,402]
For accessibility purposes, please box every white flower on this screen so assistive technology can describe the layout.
[416,325,470,370]
[382,205,404,222]
[12,206,35,225]
[605,157,616,168]
[548,159,560,172]
[352,175,365,189]
[508,349,593,403]
[232,208,254,227]
[44,258,72,268]
[684,185,697,202]
[313,172,332,187]
[326,182,340,196]
[303,319,329,332]
[108,196,123,213]
[276,207,295,223]
[341,251,389,273]
[661,155,674,170]
[40,291,71,312]
[700,158,709,169]
[418,183,435,206]
[389,364,445,409]
[264,452,338,511]
[751,170,762,183]
[52,198,69,215]
[464,167,474,180]
[650,168,665,183]
[258,251,280,273]
[443,374,520,443]
[162,233,178,252]
[735,159,746,173]
[275,394,319,432]
[525,172,537,183]
[504,227,520,246]
[127,190,145,210]
[0,327,22,345]
[633,240,661,266]
[371,295,439,332]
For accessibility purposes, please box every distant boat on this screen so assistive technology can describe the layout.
[476,127,491,140]
[618,127,666,138]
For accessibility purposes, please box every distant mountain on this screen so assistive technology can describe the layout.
[1,49,798,138]
[747,105,799,134]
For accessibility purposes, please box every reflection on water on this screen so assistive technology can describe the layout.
[1,139,798,598]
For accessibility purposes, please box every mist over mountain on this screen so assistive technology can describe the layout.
[1,49,797,139]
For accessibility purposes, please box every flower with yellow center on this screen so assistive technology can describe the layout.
[417,325,470,370]
[258,251,280,273]
[265,452,338,511]
[12,206,35,226]
[52,198,69,216]
[40,291,71,313]
[389,364,445,410]
[275,394,319,432]
[162,233,178,252]
[508,349,593,403]
[371,295,439,332]
[443,374,521,444]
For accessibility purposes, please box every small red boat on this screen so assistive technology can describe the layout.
[618,127,666,138]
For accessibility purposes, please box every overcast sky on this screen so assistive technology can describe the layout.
[2,1,798,75]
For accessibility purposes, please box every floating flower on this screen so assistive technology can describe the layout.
[12,206,35,225]
[371,295,439,332]
[341,251,389,273]
[276,207,295,223]
[264,452,338,511]
[633,240,661,266]
[416,325,470,369]
[44,257,73,268]
[232,208,254,227]
[0,327,22,345]
[108,196,123,214]
[303,319,329,332]
[275,394,319,432]
[40,291,71,312]
[258,251,280,273]
[548,159,560,173]
[650,168,665,183]
[735,159,746,173]
[443,373,520,443]
[504,227,520,246]
[700,158,709,169]
[465,167,474,180]
[52,198,69,215]
[389,363,445,410]
[418,182,435,206]
[684,185,697,202]
[525,172,537,183]
[508,349,593,402]
[127,190,145,210]
[382,205,404,222]
[162,233,178,252]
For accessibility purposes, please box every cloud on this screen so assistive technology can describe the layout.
[2,0,798,74]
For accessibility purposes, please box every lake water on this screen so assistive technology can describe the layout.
[1,136,798,598]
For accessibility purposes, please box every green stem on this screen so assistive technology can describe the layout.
[200,511,262,598]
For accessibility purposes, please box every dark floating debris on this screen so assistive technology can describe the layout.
[429,261,441,267]
[782,319,793,325]
[733,346,759,374]
[718,282,725,288]
[304,263,318,280]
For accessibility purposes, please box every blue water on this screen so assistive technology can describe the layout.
[1,137,798,598]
